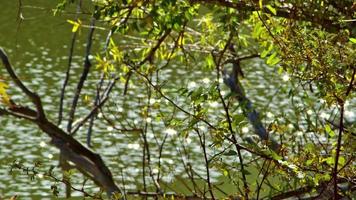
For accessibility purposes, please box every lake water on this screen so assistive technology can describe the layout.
[1,1,355,199]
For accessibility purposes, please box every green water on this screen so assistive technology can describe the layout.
[1,1,355,199]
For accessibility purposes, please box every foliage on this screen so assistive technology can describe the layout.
[0,80,11,106]
[1,0,355,199]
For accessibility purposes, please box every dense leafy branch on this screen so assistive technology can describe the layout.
[191,0,356,37]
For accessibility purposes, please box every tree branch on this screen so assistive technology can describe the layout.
[0,48,122,197]
[222,48,280,151]
[0,48,45,120]
[191,0,356,37]
[67,12,96,133]
[58,0,83,126]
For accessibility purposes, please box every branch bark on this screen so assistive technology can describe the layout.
[0,48,122,197]
[67,12,97,133]
[222,48,280,151]
[58,0,83,126]
[0,48,45,120]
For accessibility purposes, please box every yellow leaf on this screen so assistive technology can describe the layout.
[83,95,91,104]
[0,81,11,106]
[266,5,277,15]
[178,35,185,46]
[67,19,81,32]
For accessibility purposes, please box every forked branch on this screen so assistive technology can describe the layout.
[0,47,122,198]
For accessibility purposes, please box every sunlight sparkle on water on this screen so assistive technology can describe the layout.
[297,172,305,179]
[296,131,303,137]
[287,124,294,130]
[152,168,159,174]
[128,143,140,149]
[209,101,219,108]
[242,127,249,133]
[282,74,290,81]
[345,110,355,119]
[164,128,177,136]
[198,125,207,132]
[266,112,274,118]
[146,117,152,123]
[320,112,330,119]
[188,81,197,90]
[185,137,192,144]
[116,107,123,112]
[39,141,46,147]
[202,78,210,84]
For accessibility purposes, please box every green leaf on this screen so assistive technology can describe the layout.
[349,38,356,43]
[326,157,334,166]
[270,151,282,160]
[266,52,280,65]
[266,5,277,15]
[266,52,277,64]
[270,57,281,65]
[252,22,263,38]
[261,44,274,58]
[241,169,251,175]
[261,49,269,58]
[224,150,237,156]
[325,124,335,137]
[188,118,199,128]
[259,0,263,9]
[223,170,229,176]
[205,54,214,69]
[233,114,244,124]
[306,159,313,166]
[338,156,345,165]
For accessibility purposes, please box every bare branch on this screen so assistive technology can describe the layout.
[58,0,83,126]
[0,48,46,120]
[67,13,96,133]
[0,48,122,197]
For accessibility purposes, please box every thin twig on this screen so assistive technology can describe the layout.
[67,10,97,133]
[125,63,217,130]
[86,73,105,147]
[333,66,355,199]
[212,35,250,199]
[58,0,83,125]
[196,129,215,200]
[71,77,119,134]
